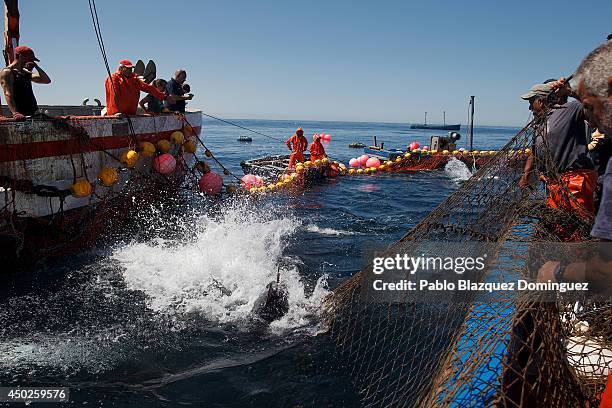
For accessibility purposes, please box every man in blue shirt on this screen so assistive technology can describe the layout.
[165,69,194,112]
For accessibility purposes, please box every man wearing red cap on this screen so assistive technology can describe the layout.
[0,45,51,120]
[286,128,308,168]
[104,60,166,116]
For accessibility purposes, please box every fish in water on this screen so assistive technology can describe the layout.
[252,281,289,323]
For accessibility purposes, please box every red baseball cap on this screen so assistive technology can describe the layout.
[119,59,133,68]
[15,46,39,62]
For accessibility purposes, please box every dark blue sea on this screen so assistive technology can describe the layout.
[0,118,521,407]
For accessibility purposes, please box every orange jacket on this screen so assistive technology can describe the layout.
[286,134,308,153]
[105,71,165,116]
[309,140,326,160]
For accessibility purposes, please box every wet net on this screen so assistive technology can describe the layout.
[325,112,611,407]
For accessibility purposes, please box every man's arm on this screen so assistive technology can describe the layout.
[0,69,19,115]
[137,80,165,101]
[139,94,152,114]
[28,63,51,84]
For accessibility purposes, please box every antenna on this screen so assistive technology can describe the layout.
[468,96,475,151]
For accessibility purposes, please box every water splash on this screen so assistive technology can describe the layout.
[113,203,330,327]
[444,157,472,182]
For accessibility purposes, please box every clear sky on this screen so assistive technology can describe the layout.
[10,0,612,126]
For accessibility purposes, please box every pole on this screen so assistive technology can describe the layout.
[4,0,20,65]
[468,96,475,151]
[424,111,427,125]
[443,110,446,126]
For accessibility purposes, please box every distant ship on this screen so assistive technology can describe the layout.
[410,111,460,131]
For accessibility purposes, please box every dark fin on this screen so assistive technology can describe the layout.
[134,60,145,77]
[143,60,156,84]
[252,282,289,323]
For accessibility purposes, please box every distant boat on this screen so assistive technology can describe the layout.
[410,111,460,131]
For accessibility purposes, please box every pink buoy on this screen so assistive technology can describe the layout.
[323,134,332,141]
[365,157,381,168]
[409,141,420,151]
[422,146,430,151]
[153,153,176,174]
[359,155,369,166]
[254,176,264,187]
[199,172,223,195]
[241,173,258,189]
[349,158,359,167]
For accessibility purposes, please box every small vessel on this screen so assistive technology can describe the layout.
[237,135,253,142]
[410,111,461,131]
[363,146,405,161]
[349,142,366,148]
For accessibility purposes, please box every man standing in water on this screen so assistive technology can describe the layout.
[0,46,51,120]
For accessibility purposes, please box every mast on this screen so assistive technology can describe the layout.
[424,111,427,126]
[3,0,19,65]
[468,96,475,151]
[443,110,446,126]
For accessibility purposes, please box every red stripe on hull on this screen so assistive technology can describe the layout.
[0,126,202,162]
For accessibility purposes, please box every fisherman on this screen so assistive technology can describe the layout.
[165,69,194,113]
[309,134,327,162]
[286,128,308,168]
[534,39,611,405]
[518,81,597,214]
[139,79,168,114]
[0,46,51,120]
[105,60,166,116]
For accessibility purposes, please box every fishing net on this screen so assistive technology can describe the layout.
[325,111,611,407]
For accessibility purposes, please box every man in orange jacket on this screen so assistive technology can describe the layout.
[309,134,327,162]
[286,128,308,168]
[105,60,166,116]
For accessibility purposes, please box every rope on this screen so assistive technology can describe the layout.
[177,114,242,182]
[200,112,282,142]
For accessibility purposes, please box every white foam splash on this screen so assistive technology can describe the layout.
[113,205,330,328]
[305,225,357,236]
[445,157,472,182]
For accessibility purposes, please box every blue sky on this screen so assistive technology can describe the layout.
[12,0,612,126]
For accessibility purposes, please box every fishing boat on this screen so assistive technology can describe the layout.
[0,1,203,266]
[237,135,253,142]
[410,111,461,131]
[349,142,366,148]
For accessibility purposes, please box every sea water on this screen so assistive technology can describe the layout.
[0,118,520,407]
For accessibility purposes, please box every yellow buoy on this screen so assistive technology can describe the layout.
[268,184,276,190]
[304,161,312,167]
[431,149,438,154]
[157,139,171,153]
[385,160,393,166]
[348,169,356,175]
[370,167,377,173]
[121,150,139,168]
[296,165,304,173]
[452,150,459,155]
[276,181,283,188]
[314,159,322,166]
[517,149,524,154]
[249,187,257,194]
[171,131,185,145]
[379,165,386,171]
[395,157,402,163]
[139,141,156,157]
[404,153,411,159]
[413,149,421,153]
[524,148,532,155]
[71,179,93,198]
[472,150,479,155]
[357,168,364,174]
[442,150,449,155]
[184,140,197,154]
[98,167,118,187]
[322,158,330,164]
[283,178,292,184]
[258,186,267,192]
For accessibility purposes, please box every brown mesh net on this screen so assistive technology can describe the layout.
[325,112,611,407]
